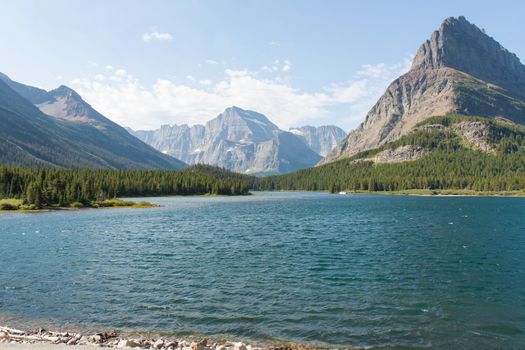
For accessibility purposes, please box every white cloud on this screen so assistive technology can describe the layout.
[104,65,114,71]
[205,59,219,65]
[142,30,174,43]
[110,69,131,82]
[262,59,292,73]
[70,58,410,131]
[282,60,291,72]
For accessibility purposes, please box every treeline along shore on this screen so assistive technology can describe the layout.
[0,165,251,210]
[254,116,525,194]
[2,127,525,213]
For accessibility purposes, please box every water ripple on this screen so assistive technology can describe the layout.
[1,193,525,349]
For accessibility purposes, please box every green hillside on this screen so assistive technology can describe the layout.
[255,115,525,194]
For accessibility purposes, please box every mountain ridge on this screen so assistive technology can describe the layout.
[256,114,525,193]
[129,107,337,175]
[289,125,346,157]
[0,73,186,169]
[322,16,525,164]
[411,16,525,96]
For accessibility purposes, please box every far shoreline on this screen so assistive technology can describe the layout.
[3,189,525,214]
[251,189,525,197]
[341,189,525,197]
[0,198,159,214]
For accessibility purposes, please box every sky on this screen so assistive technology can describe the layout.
[0,0,524,131]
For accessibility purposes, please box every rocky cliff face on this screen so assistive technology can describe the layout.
[37,86,115,129]
[132,124,205,160]
[322,16,525,164]
[130,107,322,175]
[411,16,525,96]
[372,145,427,164]
[289,125,346,156]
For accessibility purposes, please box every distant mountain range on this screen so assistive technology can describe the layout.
[0,73,186,169]
[289,125,347,157]
[323,16,525,164]
[129,107,345,174]
[3,15,521,185]
[0,72,344,174]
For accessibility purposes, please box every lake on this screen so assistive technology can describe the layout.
[1,192,524,349]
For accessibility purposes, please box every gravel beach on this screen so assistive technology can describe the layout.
[0,326,320,350]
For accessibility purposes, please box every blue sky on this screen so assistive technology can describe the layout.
[1,0,524,130]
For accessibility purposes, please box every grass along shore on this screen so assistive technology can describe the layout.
[3,188,524,213]
[253,189,525,197]
[0,198,158,213]
[341,189,525,196]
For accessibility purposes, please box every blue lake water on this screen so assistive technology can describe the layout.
[1,192,524,349]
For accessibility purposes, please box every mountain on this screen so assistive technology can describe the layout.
[323,16,525,164]
[256,114,525,193]
[0,73,186,169]
[130,107,322,175]
[289,125,346,156]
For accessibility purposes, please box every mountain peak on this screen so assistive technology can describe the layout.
[220,106,279,130]
[132,107,323,174]
[37,85,116,128]
[49,85,82,100]
[226,105,244,112]
[410,16,525,92]
[411,16,482,71]
[224,106,262,119]
[441,15,469,28]
[0,75,186,169]
[323,16,525,164]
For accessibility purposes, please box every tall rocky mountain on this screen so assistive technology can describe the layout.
[130,107,324,175]
[289,125,346,157]
[323,16,525,164]
[0,73,186,169]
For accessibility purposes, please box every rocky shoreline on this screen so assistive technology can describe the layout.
[0,327,320,350]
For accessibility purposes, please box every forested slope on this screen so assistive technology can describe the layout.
[255,116,525,193]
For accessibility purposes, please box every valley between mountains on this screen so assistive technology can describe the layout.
[2,8,525,350]
[1,16,525,198]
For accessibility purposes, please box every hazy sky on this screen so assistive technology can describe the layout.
[1,0,524,131]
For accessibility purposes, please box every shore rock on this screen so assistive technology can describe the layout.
[191,341,207,350]
[153,339,165,349]
[234,343,247,350]
[165,340,178,349]
[118,338,145,348]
